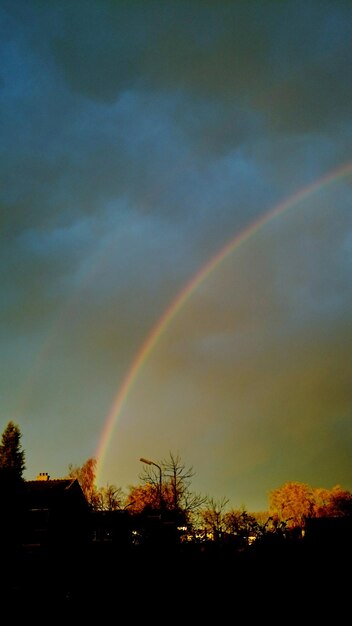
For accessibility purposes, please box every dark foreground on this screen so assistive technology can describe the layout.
[3,539,350,618]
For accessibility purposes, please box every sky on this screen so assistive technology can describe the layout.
[1,0,351,512]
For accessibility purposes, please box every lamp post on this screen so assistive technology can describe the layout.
[140,457,163,514]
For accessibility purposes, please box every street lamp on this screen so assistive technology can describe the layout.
[139,457,163,514]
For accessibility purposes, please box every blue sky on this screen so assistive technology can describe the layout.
[1,0,351,511]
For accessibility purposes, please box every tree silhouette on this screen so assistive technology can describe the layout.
[136,452,206,536]
[0,420,25,483]
[0,421,26,568]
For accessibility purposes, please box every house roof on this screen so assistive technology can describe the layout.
[24,478,89,510]
[25,478,78,493]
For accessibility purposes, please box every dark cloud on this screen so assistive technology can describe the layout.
[4,0,350,132]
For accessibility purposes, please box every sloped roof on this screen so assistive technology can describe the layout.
[25,478,78,493]
[24,478,89,510]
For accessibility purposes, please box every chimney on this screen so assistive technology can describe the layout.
[36,472,50,481]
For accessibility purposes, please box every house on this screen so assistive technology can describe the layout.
[90,508,131,545]
[304,515,352,553]
[22,473,91,552]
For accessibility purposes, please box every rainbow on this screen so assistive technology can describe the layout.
[95,161,352,484]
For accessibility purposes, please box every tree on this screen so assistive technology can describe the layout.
[125,483,160,514]
[0,421,26,561]
[128,452,207,546]
[162,452,207,515]
[313,485,352,517]
[224,508,262,548]
[269,481,352,529]
[67,457,125,511]
[0,420,26,483]
[199,496,229,542]
[138,451,206,518]
[68,457,99,508]
[95,484,125,511]
[269,481,315,528]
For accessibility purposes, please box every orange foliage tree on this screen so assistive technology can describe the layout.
[269,481,315,528]
[67,457,125,510]
[68,457,99,507]
[125,482,160,513]
[313,485,352,517]
[269,481,352,528]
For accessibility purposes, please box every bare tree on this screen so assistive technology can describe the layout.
[199,496,229,542]
[95,484,126,511]
[138,451,207,526]
[162,452,207,513]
